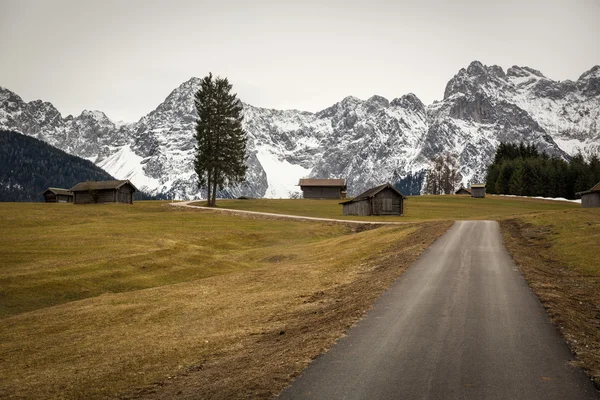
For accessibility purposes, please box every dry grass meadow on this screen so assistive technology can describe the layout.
[0,196,595,399]
[500,208,600,388]
[193,194,578,221]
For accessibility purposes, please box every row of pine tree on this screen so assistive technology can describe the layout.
[485,142,600,199]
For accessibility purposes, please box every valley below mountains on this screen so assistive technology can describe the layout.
[1,61,599,199]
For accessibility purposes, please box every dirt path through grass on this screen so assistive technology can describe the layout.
[171,201,412,225]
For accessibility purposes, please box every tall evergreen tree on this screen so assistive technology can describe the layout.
[194,73,248,206]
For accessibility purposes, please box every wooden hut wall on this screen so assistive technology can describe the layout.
[56,194,73,203]
[44,192,57,203]
[342,199,371,216]
[372,188,403,215]
[471,188,486,198]
[302,186,343,199]
[74,189,117,204]
[117,184,135,204]
[581,192,600,208]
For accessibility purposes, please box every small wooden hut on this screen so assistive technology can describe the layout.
[43,188,73,203]
[470,184,486,198]
[299,179,347,199]
[70,180,137,204]
[340,183,406,216]
[576,182,600,208]
[455,187,471,195]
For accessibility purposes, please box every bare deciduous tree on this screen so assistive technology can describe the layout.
[425,153,462,195]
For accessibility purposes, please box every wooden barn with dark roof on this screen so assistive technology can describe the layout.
[576,181,600,208]
[470,184,486,198]
[299,179,347,199]
[340,183,406,216]
[70,180,137,204]
[43,188,73,203]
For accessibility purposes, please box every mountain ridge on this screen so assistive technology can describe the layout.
[1,61,599,199]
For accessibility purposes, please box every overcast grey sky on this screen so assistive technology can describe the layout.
[1,0,599,122]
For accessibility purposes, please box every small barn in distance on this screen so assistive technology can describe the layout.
[470,184,486,198]
[70,180,137,204]
[455,187,471,195]
[299,179,347,199]
[341,183,406,216]
[43,188,73,203]
[576,182,600,208]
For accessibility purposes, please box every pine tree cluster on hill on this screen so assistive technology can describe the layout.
[485,142,600,199]
[0,130,117,201]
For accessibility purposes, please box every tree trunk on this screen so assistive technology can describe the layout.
[211,169,218,206]
[207,171,213,207]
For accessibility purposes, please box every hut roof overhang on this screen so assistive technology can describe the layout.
[576,181,600,196]
[455,187,471,194]
[470,184,486,189]
[70,180,138,192]
[43,188,73,196]
[299,179,346,188]
[340,183,407,205]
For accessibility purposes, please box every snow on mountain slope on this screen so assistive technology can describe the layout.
[255,148,311,198]
[1,61,599,199]
[97,145,160,191]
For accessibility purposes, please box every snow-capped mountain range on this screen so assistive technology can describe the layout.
[1,61,599,198]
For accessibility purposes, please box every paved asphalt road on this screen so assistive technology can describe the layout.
[278,221,599,400]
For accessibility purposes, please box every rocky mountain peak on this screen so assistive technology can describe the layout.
[444,61,507,99]
[391,93,425,113]
[506,65,547,81]
[0,86,23,104]
[364,95,389,111]
[465,61,505,77]
[340,95,363,107]
[79,109,110,121]
[578,65,600,81]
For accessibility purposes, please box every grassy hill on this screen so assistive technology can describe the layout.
[0,197,597,398]
[0,129,115,201]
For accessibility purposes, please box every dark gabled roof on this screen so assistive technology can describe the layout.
[299,178,346,187]
[43,188,73,196]
[576,181,600,196]
[455,187,471,194]
[340,183,406,204]
[299,178,346,188]
[70,180,138,192]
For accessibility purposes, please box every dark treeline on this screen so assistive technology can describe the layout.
[485,142,600,199]
[0,130,162,201]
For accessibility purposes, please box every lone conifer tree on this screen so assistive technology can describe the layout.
[194,73,247,206]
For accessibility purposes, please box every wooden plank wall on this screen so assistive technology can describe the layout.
[44,193,56,203]
[74,189,117,204]
[302,186,343,199]
[117,185,135,204]
[581,193,600,208]
[343,188,404,216]
[343,200,371,215]
[372,188,403,215]
[471,188,486,198]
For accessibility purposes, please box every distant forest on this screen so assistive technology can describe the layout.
[0,130,159,202]
[485,142,600,199]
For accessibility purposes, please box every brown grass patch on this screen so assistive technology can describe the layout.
[0,200,451,399]
[500,217,600,389]
[124,221,450,400]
